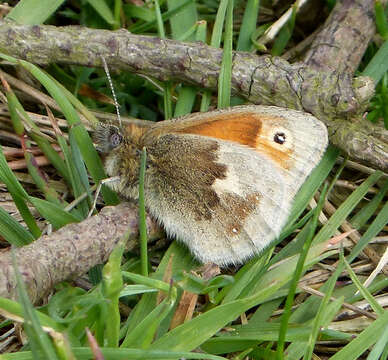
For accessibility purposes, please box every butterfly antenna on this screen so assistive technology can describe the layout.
[101,56,122,127]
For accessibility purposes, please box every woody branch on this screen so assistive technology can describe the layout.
[0,1,387,171]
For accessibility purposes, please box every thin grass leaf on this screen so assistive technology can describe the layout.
[121,288,177,349]
[271,3,296,56]
[362,40,388,83]
[347,189,388,264]
[45,72,101,128]
[139,147,149,277]
[122,272,171,293]
[217,0,234,109]
[31,133,71,185]
[375,1,388,40]
[196,20,207,42]
[16,59,118,205]
[174,87,197,116]
[6,0,65,25]
[0,205,34,246]
[11,250,59,359]
[176,23,198,41]
[218,251,272,304]
[312,171,382,245]
[68,130,92,217]
[303,256,346,359]
[28,196,81,229]
[120,285,158,298]
[150,277,289,351]
[210,0,229,47]
[282,146,339,231]
[350,177,388,229]
[330,310,388,360]
[2,85,70,183]
[86,0,116,26]
[163,83,174,119]
[168,0,197,41]
[124,242,197,335]
[124,4,155,22]
[0,347,228,359]
[0,146,41,238]
[129,0,193,34]
[341,254,385,316]
[276,184,328,357]
[102,241,125,347]
[366,324,388,360]
[154,0,166,38]
[236,0,260,51]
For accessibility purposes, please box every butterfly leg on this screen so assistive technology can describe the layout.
[87,176,120,217]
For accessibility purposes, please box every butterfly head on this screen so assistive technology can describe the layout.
[94,123,147,196]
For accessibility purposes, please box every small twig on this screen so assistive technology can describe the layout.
[298,284,378,320]
[258,0,310,47]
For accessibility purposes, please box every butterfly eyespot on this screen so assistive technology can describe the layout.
[110,132,123,148]
[273,132,286,144]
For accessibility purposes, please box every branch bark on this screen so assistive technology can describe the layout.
[0,203,162,304]
[0,15,386,171]
[304,0,375,73]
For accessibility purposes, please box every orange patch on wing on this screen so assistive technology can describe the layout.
[255,138,293,170]
[176,113,262,148]
[176,112,293,170]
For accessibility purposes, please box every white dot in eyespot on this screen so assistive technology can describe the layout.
[270,127,293,150]
[232,228,238,233]
[274,132,286,144]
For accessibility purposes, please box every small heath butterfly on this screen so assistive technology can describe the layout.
[94,105,328,266]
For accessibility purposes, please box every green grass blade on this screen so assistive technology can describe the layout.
[350,177,388,229]
[17,59,118,205]
[139,147,149,277]
[11,251,59,359]
[154,0,166,38]
[0,205,35,246]
[366,324,388,360]
[123,242,197,337]
[102,242,125,347]
[303,257,345,359]
[28,197,81,229]
[347,195,388,264]
[0,147,41,238]
[6,0,65,25]
[0,347,228,359]
[168,0,197,40]
[174,87,197,117]
[85,0,116,26]
[236,0,260,51]
[375,1,388,40]
[362,40,388,83]
[342,255,385,316]
[129,0,192,34]
[68,129,92,217]
[121,291,177,349]
[122,272,170,293]
[271,3,296,56]
[283,146,339,231]
[276,184,328,358]
[312,171,382,245]
[210,0,229,47]
[150,278,288,351]
[330,310,388,360]
[217,0,234,109]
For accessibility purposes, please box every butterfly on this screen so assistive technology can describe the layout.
[94,105,328,266]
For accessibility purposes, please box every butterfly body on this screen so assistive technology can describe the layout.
[95,105,328,266]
